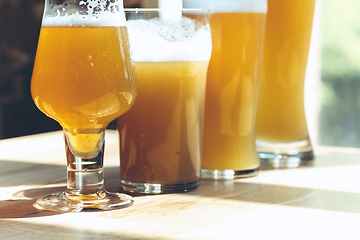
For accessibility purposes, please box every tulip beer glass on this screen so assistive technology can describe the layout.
[255,0,316,168]
[31,0,137,212]
[117,9,212,193]
[184,0,267,179]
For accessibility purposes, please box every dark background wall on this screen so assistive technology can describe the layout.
[0,0,63,139]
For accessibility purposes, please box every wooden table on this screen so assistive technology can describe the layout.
[1,130,360,239]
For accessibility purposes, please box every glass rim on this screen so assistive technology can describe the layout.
[123,8,211,14]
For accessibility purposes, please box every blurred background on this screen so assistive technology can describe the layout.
[0,0,358,148]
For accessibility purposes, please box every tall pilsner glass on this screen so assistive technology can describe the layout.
[184,0,267,179]
[255,0,316,168]
[117,9,212,193]
[31,0,137,212]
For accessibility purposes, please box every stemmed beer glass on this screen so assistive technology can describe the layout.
[31,0,137,212]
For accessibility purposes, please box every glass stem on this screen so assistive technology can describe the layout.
[64,133,106,200]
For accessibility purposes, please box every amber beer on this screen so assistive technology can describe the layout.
[183,0,267,179]
[117,9,211,193]
[31,26,136,157]
[118,61,208,186]
[255,0,315,167]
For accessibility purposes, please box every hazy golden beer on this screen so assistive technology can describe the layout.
[256,0,315,167]
[31,26,136,157]
[32,26,135,129]
[202,12,266,173]
[183,0,267,179]
[117,9,212,193]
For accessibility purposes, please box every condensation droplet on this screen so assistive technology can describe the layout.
[88,55,93,60]
[90,63,94,67]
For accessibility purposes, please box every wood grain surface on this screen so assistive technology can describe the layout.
[1,130,360,239]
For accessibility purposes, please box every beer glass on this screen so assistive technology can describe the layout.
[183,0,267,179]
[117,9,212,193]
[31,0,137,212]
[255,0,316,168]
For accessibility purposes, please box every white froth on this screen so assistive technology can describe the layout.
[183,0,267,13]
[42,0,126,27]
[126,18,212,62]
[42,12,126,27]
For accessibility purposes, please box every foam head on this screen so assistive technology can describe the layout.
[126,15,212,62]
[42,0,126,27]
[183,0,267,13]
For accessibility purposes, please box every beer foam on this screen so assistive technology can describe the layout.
[183,0,267,13]
[42,0,126,27]
[126,17,212,62]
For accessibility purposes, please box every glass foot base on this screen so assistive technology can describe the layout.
[34,191,134,212]
[259,151,314,168]
[256,137,314,168]
[201,168,259,180]
[121,180,200,194]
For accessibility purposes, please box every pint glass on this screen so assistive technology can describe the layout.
[255,0,316,168]
[184,0,267,179]
[117,9,212,193]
